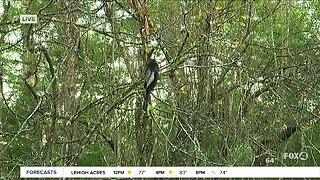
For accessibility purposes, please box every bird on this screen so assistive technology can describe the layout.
[143,58,159,111]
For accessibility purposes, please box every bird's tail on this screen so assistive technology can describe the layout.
[143,90,150,111]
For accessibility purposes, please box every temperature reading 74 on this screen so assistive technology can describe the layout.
[220,170,227,174]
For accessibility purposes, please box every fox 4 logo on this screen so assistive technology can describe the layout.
[283,152,308,160]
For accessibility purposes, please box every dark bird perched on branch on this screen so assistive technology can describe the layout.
[143,59,159,111]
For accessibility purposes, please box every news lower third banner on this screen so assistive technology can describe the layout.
[20,166,320,178]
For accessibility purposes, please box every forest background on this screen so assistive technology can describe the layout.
[0,0,320,178]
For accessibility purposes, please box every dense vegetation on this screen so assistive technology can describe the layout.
[1,0,319,178]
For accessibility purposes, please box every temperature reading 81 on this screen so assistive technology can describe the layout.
[265,157,275,164]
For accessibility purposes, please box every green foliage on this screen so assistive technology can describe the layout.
[0,1,320,178]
